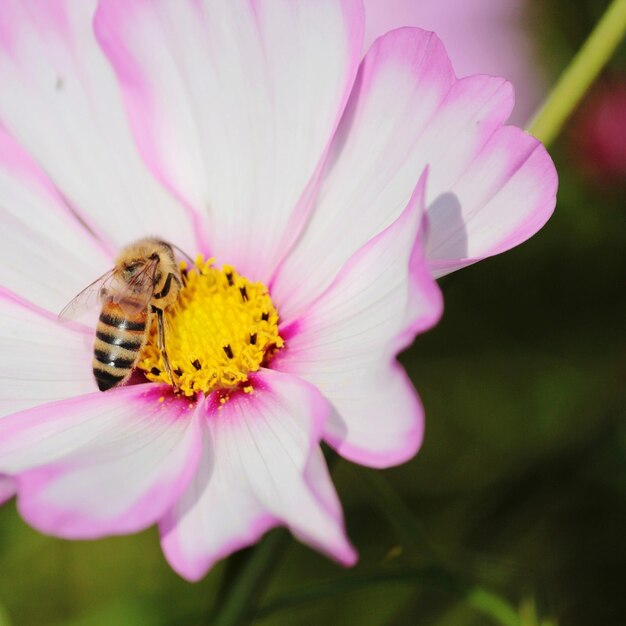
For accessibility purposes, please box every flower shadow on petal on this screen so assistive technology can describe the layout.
[424,192,468,260]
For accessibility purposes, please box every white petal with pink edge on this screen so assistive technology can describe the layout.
[95,0,364,282]
[160,369,355,582]
[0,288,96,417]
[272,28,556,318]
[426,125,557,277]
[0,0,199,253]
[0,125,112,314]
[0,385,202,538]
[276,174,442,467]
[0,475,15,504]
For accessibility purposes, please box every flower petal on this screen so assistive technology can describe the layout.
[95,0,364,281]
[277,173,442,467]
[0,0,199,252]
[0,288,96,417]
[160,369,355,582]
[362,0,545,125]
[0,476,15,504]
[0,385,201,538]
[0,125,112,313]
[273,28,555,318]
[426,125,557,277]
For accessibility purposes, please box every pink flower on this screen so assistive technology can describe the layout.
[363,0,546,124]
[569,75,626,186]
[0,0,557,581]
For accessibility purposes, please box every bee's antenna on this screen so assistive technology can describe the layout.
[170,243,195,266]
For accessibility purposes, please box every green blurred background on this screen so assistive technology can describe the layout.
[0,1,624,625]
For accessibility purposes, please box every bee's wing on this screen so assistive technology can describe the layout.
[58,268,119,321]
[110,257,159,315]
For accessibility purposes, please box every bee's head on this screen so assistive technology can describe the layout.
[122,252,162,287]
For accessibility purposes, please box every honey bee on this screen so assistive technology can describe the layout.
[59,238,186,391]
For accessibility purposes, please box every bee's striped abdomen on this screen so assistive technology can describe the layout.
[93,302,149,391]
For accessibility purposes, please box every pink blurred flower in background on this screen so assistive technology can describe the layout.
[0,0,557,580]
[569,75,626,186]
[363,0,546,125]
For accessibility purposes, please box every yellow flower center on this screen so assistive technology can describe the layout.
[138,257,283,397]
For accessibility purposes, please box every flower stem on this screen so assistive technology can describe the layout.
[528,0,626,146]
[210,529,290,626]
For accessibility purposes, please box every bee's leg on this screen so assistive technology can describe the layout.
[153,306,179,392]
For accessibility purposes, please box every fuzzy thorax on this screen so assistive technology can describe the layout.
[139,257,283,396]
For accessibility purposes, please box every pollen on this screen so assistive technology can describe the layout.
[138,257,283,397]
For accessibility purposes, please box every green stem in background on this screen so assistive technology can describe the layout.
[529,0,626,146]
[357,469,521,626]
[256,568,520,626]
[357,468,437,562]
[210,529,290,626]
[257,566,521,626]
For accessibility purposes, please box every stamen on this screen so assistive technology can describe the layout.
[138,257,284,397]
